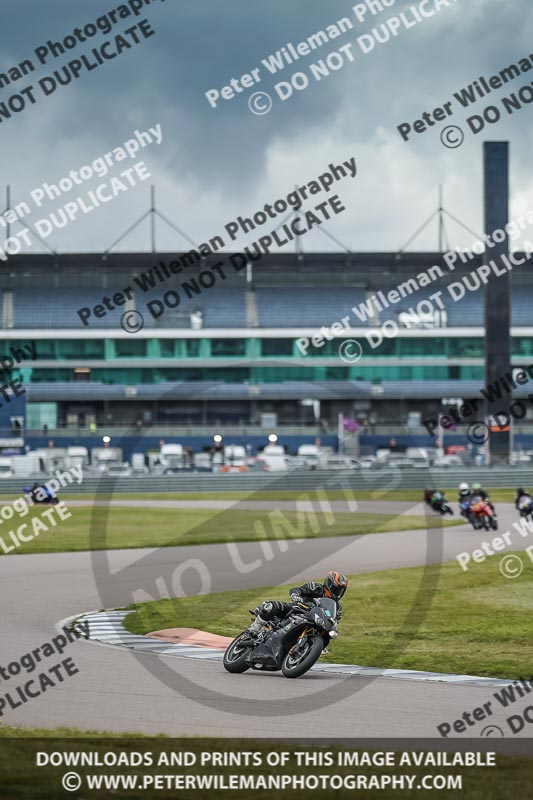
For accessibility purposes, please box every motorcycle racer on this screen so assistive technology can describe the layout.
[458,482,473,522]
[458,482,471,501]
[424,487,437,505]
[471,482,495,512]
[515,487,532,510]
[424,487,451,513]
[247,571,348,634]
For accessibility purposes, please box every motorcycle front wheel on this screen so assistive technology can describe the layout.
[281,635,323,678]
[223,633,252,673]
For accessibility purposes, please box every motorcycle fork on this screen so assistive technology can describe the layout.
[289,627,309,654]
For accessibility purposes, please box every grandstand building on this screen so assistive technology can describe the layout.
[4,249,533,453]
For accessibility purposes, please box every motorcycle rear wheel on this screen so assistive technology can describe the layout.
[223,633,251,673]
[281,635,323,679]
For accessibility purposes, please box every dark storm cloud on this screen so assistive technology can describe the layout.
[0,0,532,252]
[0,0,348,181]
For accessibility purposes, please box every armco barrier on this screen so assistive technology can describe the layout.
[0,468,530,495]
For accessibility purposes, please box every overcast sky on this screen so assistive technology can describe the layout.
[0,0,531,255]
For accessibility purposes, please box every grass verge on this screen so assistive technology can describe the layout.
[124,553,533,679]
[0,724,156,738]
[0,507,460,555]
[0,489,519,502]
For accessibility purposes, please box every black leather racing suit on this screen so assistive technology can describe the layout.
[258,581,343,625]
[515,491,532,510]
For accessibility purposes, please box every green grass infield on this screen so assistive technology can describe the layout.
[0,506,460,555]
[124,553,533,680]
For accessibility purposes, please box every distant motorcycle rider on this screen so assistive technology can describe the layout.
[470,482,495,512]
[458,482,473,522]
[424,487,435,505]
[247,571,348,634]
[424,487,449,512]
[515,487,532,511]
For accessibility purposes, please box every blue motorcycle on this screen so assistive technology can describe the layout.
[23,484,59,505]
[459,498,473,525]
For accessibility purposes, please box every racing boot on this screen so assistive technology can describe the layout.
[247,614,269,634]
[247,601,275,635]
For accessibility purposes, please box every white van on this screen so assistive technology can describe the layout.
[0,457,14,478]
[297,444,319,469]
[160,444,184,467]
[222,445,248,472]
[66,446,89,470]
[224,445,246,467]
[11,453,42,477]
[91,447,123,472]
[259,444,288,472]
[131,453,149,474]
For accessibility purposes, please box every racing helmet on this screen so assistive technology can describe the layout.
[471,482,482,492]
[518,488,525,495]
[324,571,348,601]
[459,482,470,496]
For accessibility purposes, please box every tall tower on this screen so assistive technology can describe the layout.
[484,141,511,463]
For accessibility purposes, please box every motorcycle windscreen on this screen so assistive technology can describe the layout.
[315,597,337,618]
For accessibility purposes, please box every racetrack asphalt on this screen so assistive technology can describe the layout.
[1,501,530,739]
[59,499,429,514]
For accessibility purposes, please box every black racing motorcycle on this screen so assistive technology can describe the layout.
[434,499,453,516]
[425,491,453,516]
[223,597,338,679]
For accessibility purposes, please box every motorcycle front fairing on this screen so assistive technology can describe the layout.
[244,615,308,668]
[244,629,285,668]
[243,598,338,669]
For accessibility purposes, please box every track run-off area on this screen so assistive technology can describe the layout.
[1,499,531,739]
